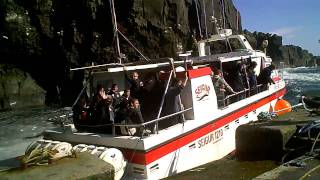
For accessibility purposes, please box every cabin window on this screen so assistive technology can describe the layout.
[228,38,246,51]
[208,40,228,54]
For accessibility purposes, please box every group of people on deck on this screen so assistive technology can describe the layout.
[211,61,276,107]
[74,67,188,136]
[74,61,276,135]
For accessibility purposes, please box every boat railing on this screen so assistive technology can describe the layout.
[112,107,193,136]
[217,84,265,108]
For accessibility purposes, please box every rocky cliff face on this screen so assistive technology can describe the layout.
[0,0,241,106]
[0,64,45,110]
[280,45,318,67]
[243,30,283,62]
[244,30,318,67]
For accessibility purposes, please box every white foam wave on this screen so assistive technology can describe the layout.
[281,68,320,83]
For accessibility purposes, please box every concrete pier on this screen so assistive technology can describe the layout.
[236,108,319,161]
[254,156,320,180]
[0,153,114,180]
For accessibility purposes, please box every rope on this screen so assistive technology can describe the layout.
[301,96,313,112]
[310,129,320,153]
[21,147,57,167]
[122,132,146,179]
[257,111,276,121]
[299,164,320,180]
[117,30,149,61]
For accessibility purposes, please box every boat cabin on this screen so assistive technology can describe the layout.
[72,52,281,136]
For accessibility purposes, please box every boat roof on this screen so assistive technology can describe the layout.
[70,49,265,73]
[191,50,265,63]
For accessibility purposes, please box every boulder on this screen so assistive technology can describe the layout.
[0,64,45,110]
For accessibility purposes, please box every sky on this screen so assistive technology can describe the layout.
[233,0,320,56]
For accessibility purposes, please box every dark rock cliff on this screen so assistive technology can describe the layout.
[0,64,45,110]
[243,30,283,62]
[244,30,318,67]
[280,45,318,67]
[0,0,241,107]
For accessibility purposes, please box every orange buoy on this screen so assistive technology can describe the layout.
[274,99,292,116]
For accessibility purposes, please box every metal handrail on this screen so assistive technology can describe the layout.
[113,107,193,128]
[217,84,265,107]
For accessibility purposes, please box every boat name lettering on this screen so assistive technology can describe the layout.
[198,129,223,148]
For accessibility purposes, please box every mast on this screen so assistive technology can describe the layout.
[110,0,122,64]
[202,0,208,38]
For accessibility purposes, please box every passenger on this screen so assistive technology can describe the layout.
[107,83,121,110]
[247,61,258,94]
[139,73,162,121]
[123,66,143,99]
[89,84,107,116]
[72,94,90,131]
[119,89,132,109]
[78,95,90,120]
[95,95,114,133]
[127,98,145,135]
[229,62,246,102]
[115,89,131,123]
[160,73,188,129]
[211,68,235,107]
[241,63,250,90]
[257,64,276,90]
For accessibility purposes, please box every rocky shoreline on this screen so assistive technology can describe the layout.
[0,64,45,110]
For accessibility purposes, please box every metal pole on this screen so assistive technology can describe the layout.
[155,70,173,133]
[221,0,226,29]
[110,0,122,63]
[72,85,87,108]
[170,60,186,123]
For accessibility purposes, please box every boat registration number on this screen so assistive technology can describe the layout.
[197,129,223,148]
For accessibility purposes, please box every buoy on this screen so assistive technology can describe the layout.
[274,99,292,115]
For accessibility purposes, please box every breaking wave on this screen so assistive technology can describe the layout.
[281,67,320,104]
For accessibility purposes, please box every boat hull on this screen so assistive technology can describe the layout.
[44,86,286,179]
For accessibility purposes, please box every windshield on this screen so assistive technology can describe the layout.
[207,37,247,55]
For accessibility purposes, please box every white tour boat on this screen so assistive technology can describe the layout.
[39,28,286,179]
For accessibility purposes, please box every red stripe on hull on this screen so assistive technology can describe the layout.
[124,88,286,165]
[272,76,281,82]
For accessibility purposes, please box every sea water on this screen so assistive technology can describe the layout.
[0,107,71,161]
[281,67,320,104]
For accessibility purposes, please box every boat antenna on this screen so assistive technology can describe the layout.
[210,0,219,34]
[220,0,226,29]
[236,10,239,32]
